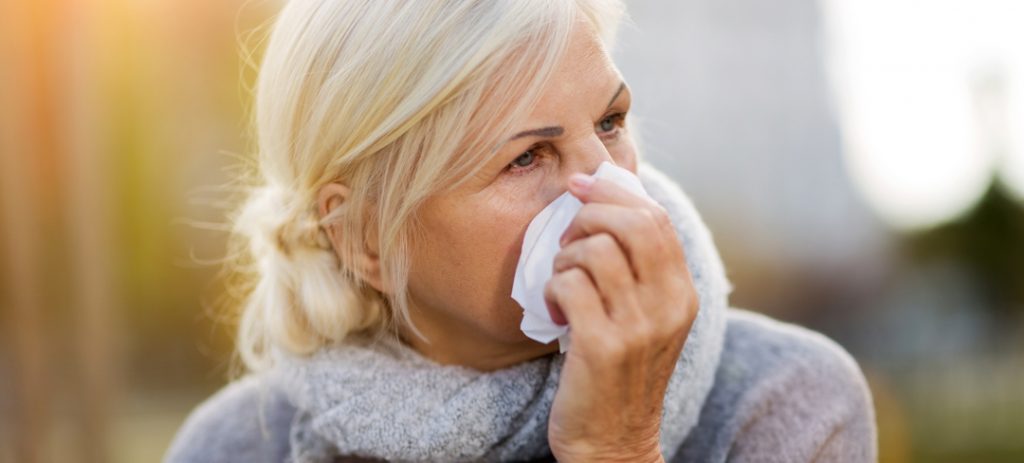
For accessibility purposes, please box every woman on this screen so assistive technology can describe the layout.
[166,1,877,462]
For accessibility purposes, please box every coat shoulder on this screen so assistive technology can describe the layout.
[673,308,878,462]
[163,373,296,463]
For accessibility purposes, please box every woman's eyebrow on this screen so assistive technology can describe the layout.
[506,80,627,143]
[605,81,626,110]
[509,126,564,141]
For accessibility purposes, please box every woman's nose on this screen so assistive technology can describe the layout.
[566,135,615,177]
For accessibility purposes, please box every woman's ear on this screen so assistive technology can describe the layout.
[317,182,387,293]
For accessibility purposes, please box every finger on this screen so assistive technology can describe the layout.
[552,232,642,323]
[558,203,682,283]
[568,172,663,211]
[563,172,675,253]
[543,267,611,338]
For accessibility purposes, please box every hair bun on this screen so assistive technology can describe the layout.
[236,184,332,264]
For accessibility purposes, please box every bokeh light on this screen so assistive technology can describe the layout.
[824,0,1024,230]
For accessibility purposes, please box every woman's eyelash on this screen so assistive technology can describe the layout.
[505,145,547,176]
[598,112,627,137]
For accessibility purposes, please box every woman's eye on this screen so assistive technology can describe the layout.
[504,147,545,176]
[511,149,536,168]
[598,112,625,134]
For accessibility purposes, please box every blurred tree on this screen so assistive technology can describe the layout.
[903,179,1024,320]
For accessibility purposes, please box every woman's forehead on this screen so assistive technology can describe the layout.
[534,24,621,107]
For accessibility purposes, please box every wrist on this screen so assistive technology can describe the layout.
[627,444,665,463]
[553,440,663,463]
[555,451,664,463]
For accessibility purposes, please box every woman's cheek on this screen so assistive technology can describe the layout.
[486,178,554,220]
[610,136,638,173]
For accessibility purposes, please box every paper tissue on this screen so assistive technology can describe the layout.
[510,161,652,353]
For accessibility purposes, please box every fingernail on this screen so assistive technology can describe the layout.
[569,173,594,192]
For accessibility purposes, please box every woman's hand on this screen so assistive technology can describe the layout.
[544,172,698,463]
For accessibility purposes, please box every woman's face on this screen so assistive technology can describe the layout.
[402,18,638,370]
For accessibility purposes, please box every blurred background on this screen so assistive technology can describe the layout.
[1,0,1022,461]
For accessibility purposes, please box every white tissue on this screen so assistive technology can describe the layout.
[511,161,652,353]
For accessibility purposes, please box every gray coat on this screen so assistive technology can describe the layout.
[164,308,878,462]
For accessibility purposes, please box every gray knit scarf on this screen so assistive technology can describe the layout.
[270,162,733,462]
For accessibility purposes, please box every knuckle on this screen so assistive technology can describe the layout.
[626,209,651,232]
[576,204,597,223]
[669,293,699,330]
[631,318,657,342]
[564,267,589,287]
[547,271,572,294]
[640,205,673,236]
[588,233,617,257]
[553,248,572,271]
[656,204,673,225]
[650,203,672,228]
[638,207,659,228]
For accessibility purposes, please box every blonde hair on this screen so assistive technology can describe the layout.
[228,0,627,372]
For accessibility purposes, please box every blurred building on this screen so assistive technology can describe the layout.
[613,0,890,323]
[613,1,1024,462]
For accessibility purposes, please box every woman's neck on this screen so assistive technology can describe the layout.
[396,310,558,372]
